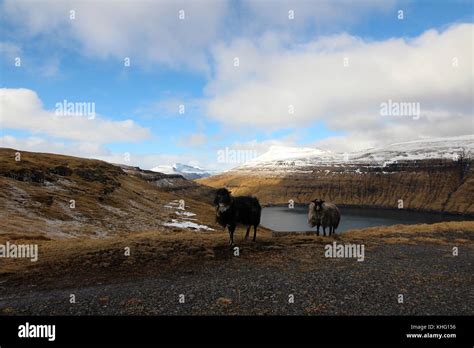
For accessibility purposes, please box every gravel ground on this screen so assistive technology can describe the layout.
[0,242,472,315]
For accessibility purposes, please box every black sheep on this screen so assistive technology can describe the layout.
[213,188,262,246]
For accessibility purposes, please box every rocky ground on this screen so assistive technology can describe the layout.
[1,222,472,315]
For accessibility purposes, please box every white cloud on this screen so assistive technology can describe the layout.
[0,88,150,143]
[0,135,114,160]
[0,90,224,171]
[0,134,197,170]
[204,24,474,149]
[2,2,472,168]
[2,0,229,73]
[2,0,399,73]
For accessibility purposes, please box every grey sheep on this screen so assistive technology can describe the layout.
[308,198,341,236]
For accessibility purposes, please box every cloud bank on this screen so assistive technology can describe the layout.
[204,24,473,150]
[1,88,150,143]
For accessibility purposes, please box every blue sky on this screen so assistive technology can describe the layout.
[1,0,472,170]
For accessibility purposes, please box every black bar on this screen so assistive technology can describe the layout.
[0,316,472,346]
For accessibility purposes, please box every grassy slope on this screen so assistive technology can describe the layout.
[0,147,213,238]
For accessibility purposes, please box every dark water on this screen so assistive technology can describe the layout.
[261,206,471,233]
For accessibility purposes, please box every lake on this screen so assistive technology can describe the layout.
[260,205,471,233]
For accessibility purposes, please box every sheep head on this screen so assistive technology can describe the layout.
[214,188,233,211]
[312,198,325,212]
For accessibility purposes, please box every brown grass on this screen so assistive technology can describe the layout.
[1,148,473,295]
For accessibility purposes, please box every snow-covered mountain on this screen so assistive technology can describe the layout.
[151,163,213,180]
[199,135,474,215]
[238,135,474,171]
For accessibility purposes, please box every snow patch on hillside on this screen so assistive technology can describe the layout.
[163,201,214,231]
[164,219,214,231]
[246,145,334,162]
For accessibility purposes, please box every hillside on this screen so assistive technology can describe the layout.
[198,136,474,215]
[0,148,216,239]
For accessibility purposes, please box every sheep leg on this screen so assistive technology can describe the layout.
[228,225,236,246]
[245,226,251,240]
[253,225,257,242]
[316,224,320,236]
[323,226,326,236]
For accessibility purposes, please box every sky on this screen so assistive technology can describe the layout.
[0,0,473,171]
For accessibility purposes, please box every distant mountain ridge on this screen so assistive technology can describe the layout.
[151,163,213,180]
[238,135,474,171]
